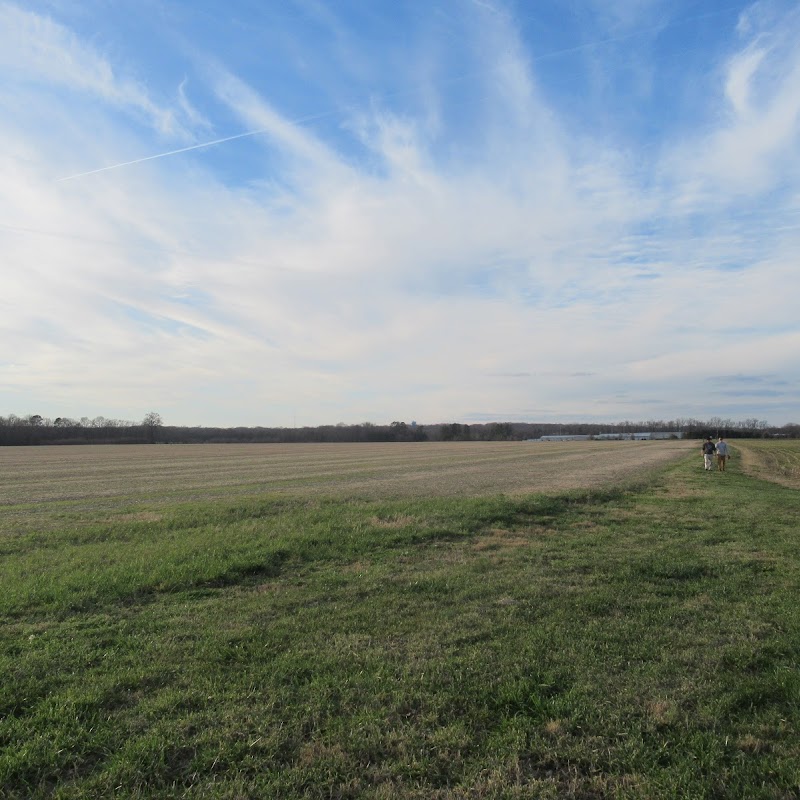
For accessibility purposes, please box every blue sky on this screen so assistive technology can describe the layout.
[2,0,799,427]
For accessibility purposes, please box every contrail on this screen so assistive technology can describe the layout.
[55,5,740,183]
[55,128,272,182]
[55,106,341,182]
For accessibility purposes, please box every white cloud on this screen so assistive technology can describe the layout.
[725,46,767,115]
[210,68,346,180]
[1,0,798,425]
[664,2,800,200]
[0,3,187,138]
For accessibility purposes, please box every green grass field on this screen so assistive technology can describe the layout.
[1,442,799,799]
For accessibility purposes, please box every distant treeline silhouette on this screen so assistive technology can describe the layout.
[0,413,797,446]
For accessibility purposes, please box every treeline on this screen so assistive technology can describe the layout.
[1,413,798,446]
[0,413,165,446]
[435,418,799,441]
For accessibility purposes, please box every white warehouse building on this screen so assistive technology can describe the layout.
[536,432,683,442]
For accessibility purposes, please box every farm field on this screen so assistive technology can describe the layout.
[0,440,694,509]
[2,441,799,799]
[735,439,800,489]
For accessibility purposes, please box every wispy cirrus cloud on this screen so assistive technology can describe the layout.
[0,3,192,138]
[1,0,798,426]
[665,2,800,199]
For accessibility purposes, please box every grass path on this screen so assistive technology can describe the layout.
[1,445,799,798]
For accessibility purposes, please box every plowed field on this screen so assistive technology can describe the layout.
[1,439,694,509]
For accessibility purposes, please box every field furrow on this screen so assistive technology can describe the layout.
[0,441,694,509]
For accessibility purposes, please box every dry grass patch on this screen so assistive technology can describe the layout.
[543,719,567,737]
[646,700,675,726]
[340,560,373,574]
[737,734,768,754]
[472,527,531,552]
[115,511,164,522]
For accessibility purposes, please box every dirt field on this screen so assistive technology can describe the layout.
[0,440,694,509]
[733,439,800,489]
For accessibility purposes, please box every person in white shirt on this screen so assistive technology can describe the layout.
[715,437,729,471]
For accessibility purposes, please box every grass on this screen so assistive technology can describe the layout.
[1,443,799,798]
[735,440,800,489]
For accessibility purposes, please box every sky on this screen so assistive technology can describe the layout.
[2,0,800,428]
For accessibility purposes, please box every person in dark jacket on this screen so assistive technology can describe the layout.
[701,437,715,471]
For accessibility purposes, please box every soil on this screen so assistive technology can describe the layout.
[0,440,696,506]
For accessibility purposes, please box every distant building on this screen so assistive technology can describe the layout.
[538,435,592,442]
[534,431,683,442]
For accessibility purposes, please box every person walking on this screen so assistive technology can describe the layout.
[701,437,716,471]
[715,437,730,471]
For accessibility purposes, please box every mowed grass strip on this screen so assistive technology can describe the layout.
[1,445,799,798]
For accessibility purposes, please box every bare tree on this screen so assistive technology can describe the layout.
[142,412,163,443]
